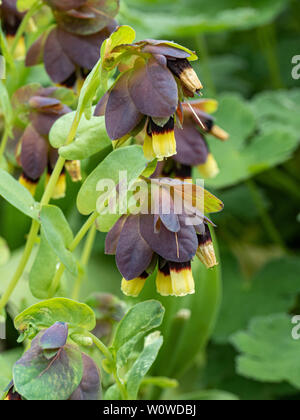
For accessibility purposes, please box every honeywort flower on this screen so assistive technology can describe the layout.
[105,177,223,297]
[155,99,229,180]
[43,0,119,35]
[94,39,202,160]
[26,2,117,86]
[12,84,80,197]
[0,0,25,59]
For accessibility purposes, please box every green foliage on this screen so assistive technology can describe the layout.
[231,314,300,389]
[121,0,288,39]
[29,230,58,299]
[126,331,163,399]
[40,205,77,275]
[16,0,37,12]
[0,169,40,220]
[50,112,112,160]
[213,254,300,343]
[0,348,23,393]
[0,237,10,266]
[77,145,148,216]
[206,94,300,189]
[14,298,96,334]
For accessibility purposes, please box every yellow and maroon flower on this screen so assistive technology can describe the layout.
[12,84,80,197]
[105,177,222,298]
[95,39,202,160]
[26,0,118,86]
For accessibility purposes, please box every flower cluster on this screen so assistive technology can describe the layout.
[11,84,80,197]
[105,177,223,297]
[26,0,119,87]
[95,39,203,160]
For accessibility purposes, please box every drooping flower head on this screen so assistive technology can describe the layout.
[11,84,79,197]
[105,177,223,297]
[95,38,203,160]
[26,0,119,87]
[157,99,229,180]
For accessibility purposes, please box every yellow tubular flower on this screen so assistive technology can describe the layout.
[151,118,176,160]
[19,174,37,196]
[156,264,173,296]
[121,273,148,297]
[169,261,195,297]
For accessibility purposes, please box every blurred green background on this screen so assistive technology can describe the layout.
[1,0,300,400]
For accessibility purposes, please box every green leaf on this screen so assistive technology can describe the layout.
[206,94,300,189]
[0,81,13,127]
[104,384,121,400]
[16,0,36,12]
[0,237,10,266]
[49,111,112,160]
[40,205,77,275]
[0,168,40,220]
[126,331,163,399]
[113,300,165,352]
[0,348,24,393]
[14,298,96,333]
[231,313,300,389]
[77,145,148,215]
[29,230,58,299]
[13,340,83,400]
[174,389,239,400]
[122,0,288,39]
[213,254,300,344]
[251,89,300,137]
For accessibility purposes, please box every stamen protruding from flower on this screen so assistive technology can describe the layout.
[151,118,176,160]
[210,125,229,141]
[167,58,203,95]
[196,225,218,269]
[143,132,156,161]
[121,272,148,297]
[156,263,173,296]
[198,154,219,179]
[19,174,37,196]
[169,261,195,297]
[65,160,82,182]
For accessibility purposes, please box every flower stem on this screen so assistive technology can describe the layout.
[0,113,81,311]
[256,24,283,89]
[0,220,39,312]
[49,212,99,296]
[87,332,128,400]
[246,179,287,251]
[11,1,42,56]
[72,224,97,300]
[0,126,10,163]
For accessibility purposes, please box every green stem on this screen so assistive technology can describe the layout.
[246,179,287,251]
[88,332,128,400]
[11,1,42,56]
[49,212,99,296]
[0,220,39,311]
[0,113,81,312]
[195,34,216,96]
[72,224,97,300]
[0,126,9,163]
[257,24,283,89]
